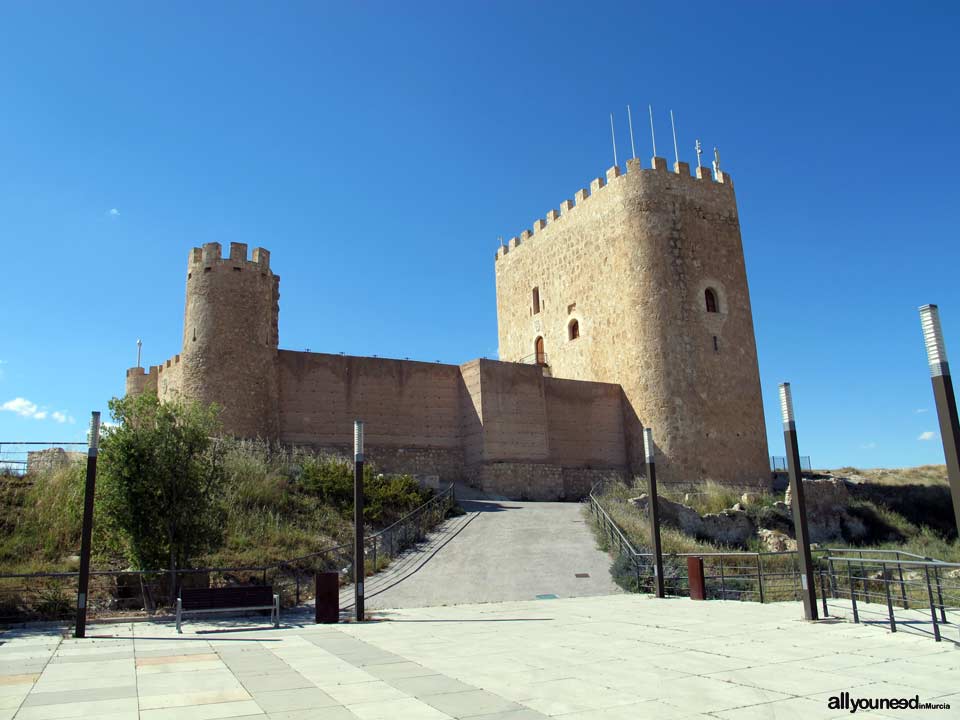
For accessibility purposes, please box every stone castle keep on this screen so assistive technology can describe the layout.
[126,155,770,499]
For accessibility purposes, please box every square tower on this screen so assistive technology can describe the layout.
[495,158,769,487]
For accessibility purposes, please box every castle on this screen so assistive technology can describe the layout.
[125,155,769,498]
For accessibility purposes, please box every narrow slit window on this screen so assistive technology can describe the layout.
[532,287,540,315]
[705,288,719,313]
[568,320,580,340]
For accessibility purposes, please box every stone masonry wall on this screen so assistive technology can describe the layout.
[495,157,769,487]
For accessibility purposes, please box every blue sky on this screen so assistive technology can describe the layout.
[1,2,958,470]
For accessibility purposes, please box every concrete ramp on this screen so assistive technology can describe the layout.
[341,487,620,610]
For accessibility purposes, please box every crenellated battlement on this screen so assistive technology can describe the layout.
[495,156,734,261]
[126,364,161,379]
[158,354,181,372]
[188,242,272,273]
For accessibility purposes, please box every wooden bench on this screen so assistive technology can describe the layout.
[176,586,279,633]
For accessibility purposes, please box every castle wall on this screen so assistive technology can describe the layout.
[274,351,628,496]
[495,158,769,487]
[544,377,627,468]
[277,351,466,479]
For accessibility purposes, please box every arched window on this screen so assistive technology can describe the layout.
[705,288,719,313]
[535,336,546,365]
[568,319,580,340]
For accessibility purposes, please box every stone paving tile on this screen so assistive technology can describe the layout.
[138,688,252,711]
[14,696,139,719]
[251,686,341,712]
[419,688,531,718]
[388,673,477,697]
[19,684,138,706]
[139,699,264,719]
[345,696,452,719]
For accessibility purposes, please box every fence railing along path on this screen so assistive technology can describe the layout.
[0,483,456,623]
[588,485,959,642]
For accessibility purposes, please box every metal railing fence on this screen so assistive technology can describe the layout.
[588,485,959,642]
[0,483,456,623]
[819,549,959,642]
[587,488,810,602]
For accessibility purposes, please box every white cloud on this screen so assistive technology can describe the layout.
[860,442,877,450]
[918,431,936,441]
[915,408,928,414]
[1,397,74,423]
[107,208,120,217]
[2,397,39,417]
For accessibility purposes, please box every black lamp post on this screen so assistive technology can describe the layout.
[353,420,365,622]
[919,305,960,536]
[779,383,818,621]
[643,428,665,598]
[75,411,101,638]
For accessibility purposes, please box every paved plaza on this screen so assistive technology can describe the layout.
[1,594,957,720]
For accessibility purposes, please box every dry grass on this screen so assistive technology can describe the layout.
[828,465,948,486]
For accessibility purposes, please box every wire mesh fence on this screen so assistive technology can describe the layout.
[769,455,812,472]
[0,483,456,624]
[0,442,88,475]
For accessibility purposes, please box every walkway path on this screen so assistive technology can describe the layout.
[340,487,619,611]
[1,595,955,719]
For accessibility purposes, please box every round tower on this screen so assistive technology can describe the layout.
[176,241,280,439]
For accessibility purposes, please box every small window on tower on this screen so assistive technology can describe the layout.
[705,288,719,313]
[568,320,580,341]
[532,287,540,315]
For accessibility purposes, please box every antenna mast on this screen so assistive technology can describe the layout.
[609,113,618,167]
[670,110,679,166]
[648,105,657,157]
[626,105,636,159]
[136,338,142,368]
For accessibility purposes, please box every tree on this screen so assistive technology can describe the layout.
[99,393,226,605]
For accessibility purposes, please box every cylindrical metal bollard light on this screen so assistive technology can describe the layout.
[75,411,101,638]
[353,420,365,622]
[919,305,960,536]
[780,383,818,620]
[643,428,665,598]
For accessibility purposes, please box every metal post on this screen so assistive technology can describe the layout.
[779,383,818,620]
[924,566,942,642]
[848,562,859,624]
[819,567,829,617]
[882,567,897,632]
[719,557,726,599]
[919,305,960,535]
[353,420,365,622]
[828,557,838,598]
[756,555,765,603]
[643,429,665,598]
[74,411,101,638]
[896,553,909,609]
[934,566,947,623]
